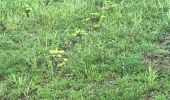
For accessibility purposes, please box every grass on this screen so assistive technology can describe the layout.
[0,0,170,99]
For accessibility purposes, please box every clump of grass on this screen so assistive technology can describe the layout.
[146,66,158,89]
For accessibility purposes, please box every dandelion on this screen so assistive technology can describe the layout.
[57,54,62,57]
[63,58,68,62]
[73,28,87,36]
[58,50,64,54]
[49,48,59,54]
[94,24,101,28]
[49,48,64,55]
[90,13,100,16]
[49,47,67,68]
[86,18,90,21]
[75,28,81,34]
[100,15,106,20]
[57,62,65,67]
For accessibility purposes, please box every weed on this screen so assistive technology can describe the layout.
[146,66,158,89]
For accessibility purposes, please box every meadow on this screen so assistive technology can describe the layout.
[0,0,170,99]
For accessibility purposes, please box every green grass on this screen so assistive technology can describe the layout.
[0,0,170,99]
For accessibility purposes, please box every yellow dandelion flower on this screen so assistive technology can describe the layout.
[49,49,58,54]
[75,28,81,34]
[94,24,100,28]
[58,50,64,54]
[57,54,62,57]
[100,15,106,19]
[86,18,90,21]
[57,62,65,67]
[63,58,68,62]
[90,13,100,16]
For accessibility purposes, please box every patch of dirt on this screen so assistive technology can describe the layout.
[144,52,170,68]
[144,32,170,68]
[158,33,170,44]
[0,73,5,81]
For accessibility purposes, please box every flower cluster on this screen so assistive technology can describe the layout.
[72,28,87,36]
[86,12,106,31]
[49,48,67,68]
[102,1,118,13]
[86,13,105,23]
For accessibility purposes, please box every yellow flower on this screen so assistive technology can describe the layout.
[49,48,64,55]
[57,62,65,67]
[86,18,90,21]
[100,15,106,19]
[90,13,100,16]
[63,58,68,62]
[57,54,62,57]
[75,28,81,34]
[94,24,100,28]
[49,49,58,54]
[58,50,64,54]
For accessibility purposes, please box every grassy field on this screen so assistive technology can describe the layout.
[0,0,170,99]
